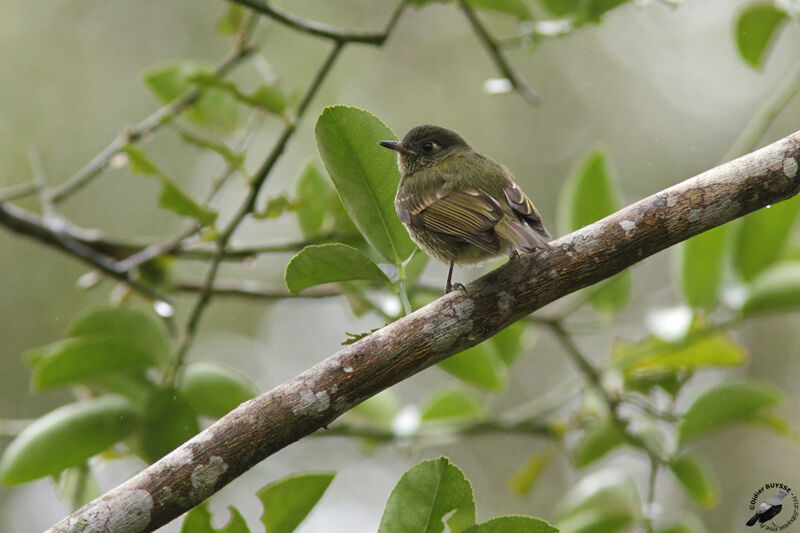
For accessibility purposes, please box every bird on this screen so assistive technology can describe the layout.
[747,489,789,527]
[379,125,553,294]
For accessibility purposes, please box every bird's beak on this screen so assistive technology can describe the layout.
[378,140,416,156]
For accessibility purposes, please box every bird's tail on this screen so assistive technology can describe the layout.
[496,218,553,253]
[746,514,759,526]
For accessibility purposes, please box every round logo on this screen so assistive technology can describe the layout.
[746,482,798,530]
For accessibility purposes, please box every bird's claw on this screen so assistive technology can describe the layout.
[445,282,466,294]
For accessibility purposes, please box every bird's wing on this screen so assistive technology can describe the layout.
[756,502,772,514]
[397,187,504,254]
[503,181,551,239]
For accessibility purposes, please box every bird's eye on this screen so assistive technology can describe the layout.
[422,142,436,153]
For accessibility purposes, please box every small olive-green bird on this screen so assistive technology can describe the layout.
[379,125,553,294]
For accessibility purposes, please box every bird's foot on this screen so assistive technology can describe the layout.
[445,282,466,294]
[508,249,520,260]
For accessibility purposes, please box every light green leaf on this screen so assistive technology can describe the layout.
[615,331,747,375]
[137,389,200,463]
[179,362,258,418]
[27,336,158,391]
[680,224,729,309]
[251,84,287,115]
[123,145,218,226]
[438,343,506,391]
[678,381,782,444]
[467,0,532,19]
[216,5,246,36]
[734,196,800,281]
[295,162,335,237]
[142,61,241,131]
[181,503,250,533]
[421,389,484,423]
[315,105,415,265]
[0,396,138,484]
[555,470,640,533]
[178,129,247,173]
[742,262,800,316]
[735,5,788,69]
[350,390,399,428]
[69,307,170,367]
[491,321,529,365]
[669,454,719,509]
[56,464,101,511]
[572,421,626,468]
[464,515,558,533]
[509,450,553,497]
[379,457,476,533]
[285,243,391,294]
[559,148,629,311]
[258,472,336,533]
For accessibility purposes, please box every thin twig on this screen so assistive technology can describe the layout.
[229,0,406,44]
[457,0,540,104]
[175,278,341,299]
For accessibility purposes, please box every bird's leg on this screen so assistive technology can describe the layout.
[445,261,465,294]
[508,249,520,260]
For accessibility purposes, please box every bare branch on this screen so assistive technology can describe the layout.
[46,131,800,533]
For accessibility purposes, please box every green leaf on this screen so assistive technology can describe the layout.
[572,421,626,468]
[678,381,782,444]
[680,224,729,308]
[491,321,528,365]
[467,0,533,20]
[0,396,138,484]
[555,470,640,533]
[178,129,247,174]
[69,307,171,367]
[438,343,506,391]
[559,148,629,311]
[465,515,558,533]
[56,464,101,511]
[379,457,476,533]
[742,262,800,316]
[735,5,788,69]
[285,243,390,294]
[142,61,241,131]
[349,390,399,428]
[251,84,287,115]
[137,389,200,463]
[179,362,258,418]
[421,389,484,423]
[509,450,553,497]
[295,162,335,237]
[538,0,579,17]
[669,454,719,509]
[216,5,246,36]
[27,336,158,391]
[734,196,800,281]
[315,105,415,264]
[182,503,250,533]
[123,145,218,226]
[258,472,336,533]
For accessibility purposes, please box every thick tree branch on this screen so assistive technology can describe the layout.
[46,132,800,532]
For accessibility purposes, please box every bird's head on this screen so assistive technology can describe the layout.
[379,125,471,176]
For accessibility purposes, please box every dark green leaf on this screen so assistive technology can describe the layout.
[182,502,250,533]
[285,243,390,294]
[669,454,719,509]
[379,457,476,533]
[69,307,170,367]
[137,389,200,463]
[465,515,558,533]
[735,5,788,69]
[179,362,258,418]
[0,396,138,484]
[538,0,579,17]
[509,450,553,497]
[680,224,729,308]
[467,0,532,20]
[742,262,800,315]
[258,472,336,533]
[438,344,506,391]
[734,196,800,281]
[315,106,415,264]
[27,336,158,391]
[678,381,782,444]
[572,421,626,468]
[559,148,629,311]
[421,389,484,423]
